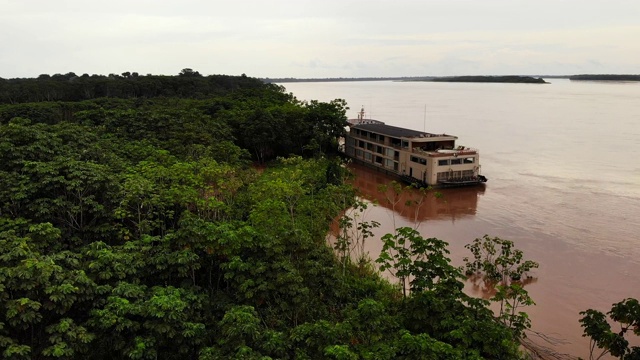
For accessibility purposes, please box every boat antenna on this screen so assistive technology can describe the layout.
[423,104,427,132]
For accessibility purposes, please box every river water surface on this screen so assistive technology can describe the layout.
[279,79,640,358]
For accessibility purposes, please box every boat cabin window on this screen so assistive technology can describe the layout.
[451,158,462,165]
[464,157,475,164]
[385,159,395,168]
[410,156,427,165]
[438,159,449,166]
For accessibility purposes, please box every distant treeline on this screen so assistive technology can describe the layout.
[0,70,348,164]
[267,75,555,84]
[569,74,640,81]
[263,76,435,83]
[427,76,547,84]
[0,68,267,104]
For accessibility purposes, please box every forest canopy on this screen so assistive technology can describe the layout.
[0,70,525,359]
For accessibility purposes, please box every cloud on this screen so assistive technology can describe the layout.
[2,0,640,77]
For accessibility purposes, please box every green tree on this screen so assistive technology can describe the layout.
[304,99,348,155]
[0,220,98,358]
[580,298,640,360]
[463,235,539,283]
[334,199,379,275]
[178,68,202,77]
[463,235,538,340]
[377,227,459,297]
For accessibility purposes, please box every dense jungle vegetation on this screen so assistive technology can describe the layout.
[1,70,635,359]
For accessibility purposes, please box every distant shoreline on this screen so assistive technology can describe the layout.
[265,74,640,84]
[264,76,435,83]
[265,75,562,83]
[569,74,640,81]
[409,75,547,84]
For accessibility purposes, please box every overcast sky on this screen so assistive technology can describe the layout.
[2,0,639,78]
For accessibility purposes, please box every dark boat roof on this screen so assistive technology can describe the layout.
[352,123,452,139]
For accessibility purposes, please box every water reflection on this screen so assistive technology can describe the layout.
[466,273,539,300]
[348,163,485,223]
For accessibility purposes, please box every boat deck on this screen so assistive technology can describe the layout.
[399,174,488,188]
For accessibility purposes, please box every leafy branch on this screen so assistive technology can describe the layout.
[579,298,640,360]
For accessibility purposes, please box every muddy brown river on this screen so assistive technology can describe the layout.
[346,163,638,358]
[282,79,640,359]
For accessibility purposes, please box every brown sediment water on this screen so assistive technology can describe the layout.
[345,163,639,359]
[284,79,640,359]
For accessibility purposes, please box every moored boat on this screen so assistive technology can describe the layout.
[343,108,487,188]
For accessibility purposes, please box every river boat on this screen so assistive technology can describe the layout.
[343,108,487,188]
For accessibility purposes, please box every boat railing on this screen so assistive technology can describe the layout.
[412,147,478,156]
[438,176,483,183]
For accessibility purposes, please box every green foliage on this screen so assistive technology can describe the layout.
[463,235,539,283]
[580,298,640,359]
[303,99,349,156]
[371,225,521,358]
[377,227,460,297]
[463,235,538,340]
[334,199,380,274]
[0,72,267,104]
[0,73,526,359]
[493,284,535,339]
[324,345,359,360]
